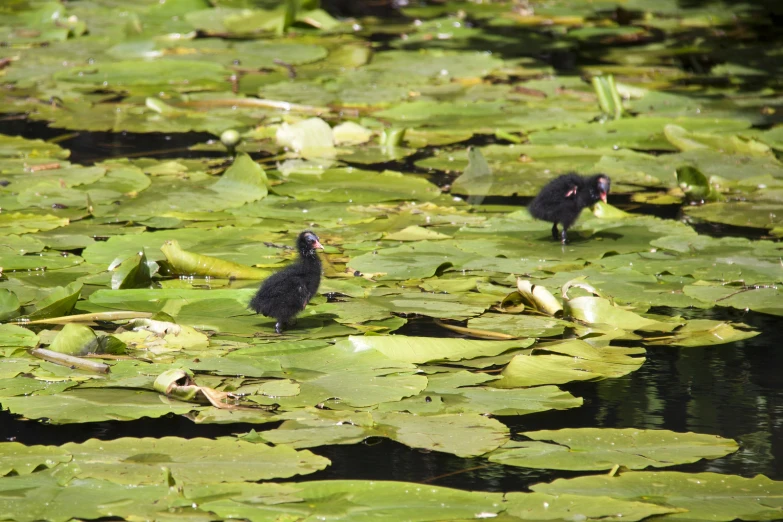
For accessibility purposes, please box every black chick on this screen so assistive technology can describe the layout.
[249,230,324,334]
[528,173,611,244]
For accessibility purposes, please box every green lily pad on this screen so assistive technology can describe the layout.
[373,411,509,458]
[489,428,738,471]
[494,340,645,388]
[0,443,71,476]
[0,388,198,424]
[25,282,83,321]
[188,479,505,522]
[533,471,783,522]
[343,335,530,364]
[504,491,680,521]
[272,168,441,203]
[529,117,751,151]
[58,437,328,484]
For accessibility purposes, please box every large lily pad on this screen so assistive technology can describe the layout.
[489,428,738,471]
[533,471,783,522]
[58,437,328,483]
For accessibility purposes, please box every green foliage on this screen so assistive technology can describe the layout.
[1,0,782,519]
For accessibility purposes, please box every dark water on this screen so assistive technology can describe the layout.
[1,121,782,492]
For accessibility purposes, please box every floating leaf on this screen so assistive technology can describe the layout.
[645,319,759,347]
[505,492,680,521]
[489,428,738,471]
[345,335,531,364]
[495,340,645,387]
[373,412,509,458]
[0,388,198,424]
[59,437,328,484]
[533,471,783,522]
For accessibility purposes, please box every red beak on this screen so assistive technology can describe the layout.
[313,240,324,250]
[600,192,607,203]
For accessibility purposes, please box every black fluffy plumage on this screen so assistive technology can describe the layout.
[249,230,323,334]
[528,173,611,244]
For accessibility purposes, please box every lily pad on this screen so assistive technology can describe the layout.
[58,437,328,484]
[489,428,738,471]
[533,471,783,522]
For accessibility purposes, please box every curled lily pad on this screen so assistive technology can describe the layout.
[645,319,759,347]
[345,335,532,364]
[495,340,645,388]
[0,290,20,321]
[161,240,269,279]
[517,279,562,316]
[110,251,154,290]
[153,368,257,410]
[47,323,125,356]
[676,165,723,203]
[25,282,83,321]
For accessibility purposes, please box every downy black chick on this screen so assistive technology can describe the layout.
[249,230,323,334]
[528,173,611,244]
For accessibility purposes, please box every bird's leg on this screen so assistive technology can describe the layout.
[551,223,559,241]
[275,322,284,334]
[560,227,569,245]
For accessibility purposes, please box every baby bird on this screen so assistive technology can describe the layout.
[249,230,323,334]
[528,173,611,244]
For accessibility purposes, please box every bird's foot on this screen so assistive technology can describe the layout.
[275,322,284,334]
[551,223,560,241]
[560,229,569,244]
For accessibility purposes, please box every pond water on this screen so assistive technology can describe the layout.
[2,118,782,490]
[2,1,783,520]
[2,305,781,491]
